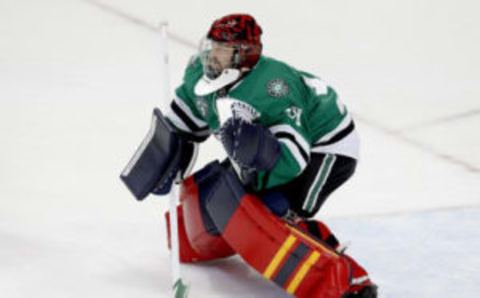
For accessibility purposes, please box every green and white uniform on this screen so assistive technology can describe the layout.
[167,56,359,191]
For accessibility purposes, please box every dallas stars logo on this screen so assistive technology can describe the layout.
[267,79,289,98]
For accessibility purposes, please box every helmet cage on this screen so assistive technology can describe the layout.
[199,37,261,79]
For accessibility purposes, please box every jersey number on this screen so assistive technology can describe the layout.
[302,76,346,115]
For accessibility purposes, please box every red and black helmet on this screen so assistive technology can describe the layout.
[206,14,263,71]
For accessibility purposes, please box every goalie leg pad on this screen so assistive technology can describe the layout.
[165,205,208,263]
[175,162,236,262]
[203,167,352,297]
[297,219,376,294]
[297,219,340,250]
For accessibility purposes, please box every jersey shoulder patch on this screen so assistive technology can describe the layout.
[266,78,290,98]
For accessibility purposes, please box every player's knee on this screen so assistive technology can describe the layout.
[260,191,290,217]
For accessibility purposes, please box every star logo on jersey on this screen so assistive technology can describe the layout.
[195,97,209,117]
[267,79,289,98]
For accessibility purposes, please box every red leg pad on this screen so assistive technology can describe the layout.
[297,219,340,250]
[165,177,235,263]
[165,206,209,263]
[297,219,375,294]
[218,194,352,297]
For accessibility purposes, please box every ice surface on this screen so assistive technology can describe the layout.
[1,0,479,297]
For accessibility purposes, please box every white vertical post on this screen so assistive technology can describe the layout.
[159,22,187,298]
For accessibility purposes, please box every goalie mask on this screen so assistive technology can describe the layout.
[195,14,262,96]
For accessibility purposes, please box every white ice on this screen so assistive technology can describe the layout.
[1,0,479,297]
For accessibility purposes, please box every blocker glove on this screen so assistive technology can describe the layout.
[151,139,196,195]
[120,108,198,200]
[220,117,280,171]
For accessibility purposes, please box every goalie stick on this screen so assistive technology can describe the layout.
[160,22,189,298]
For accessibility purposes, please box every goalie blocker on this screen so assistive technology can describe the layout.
[166,161,356,297]
[120,108,197,200]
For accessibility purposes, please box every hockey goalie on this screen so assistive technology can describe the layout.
[121,14,377,298]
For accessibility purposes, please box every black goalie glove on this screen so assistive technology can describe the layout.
[220,117,280,172]
[120,108,197,200]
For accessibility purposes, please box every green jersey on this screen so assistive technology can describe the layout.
[167,56,358,190]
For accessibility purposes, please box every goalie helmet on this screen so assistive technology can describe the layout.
[200,14,263,79]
